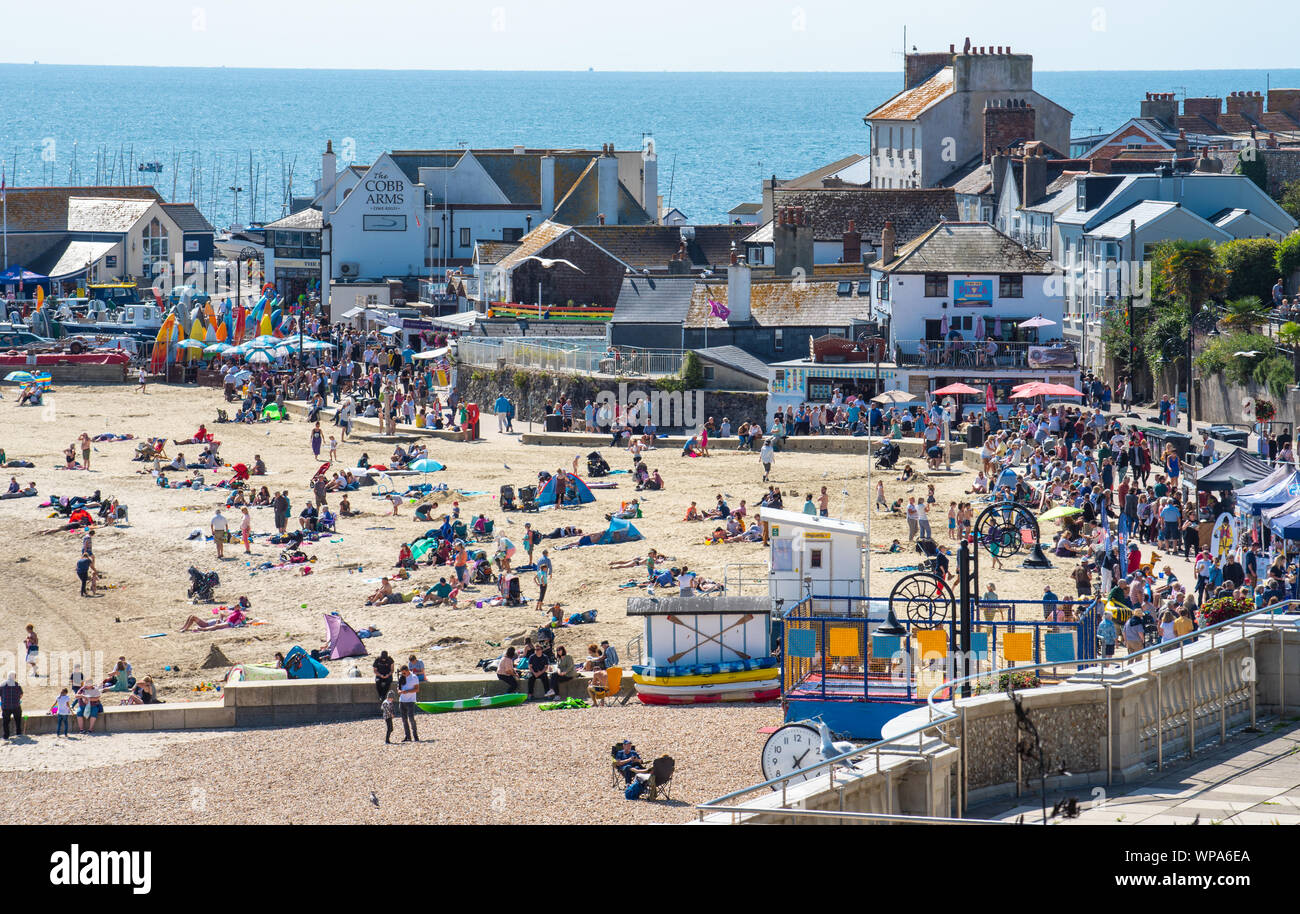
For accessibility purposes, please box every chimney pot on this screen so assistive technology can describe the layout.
[950,43,955,53]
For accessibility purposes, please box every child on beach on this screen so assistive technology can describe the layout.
[947,503,957,540]
[328,436,338,463]
[54,688,71,737]
[381,689,395,744]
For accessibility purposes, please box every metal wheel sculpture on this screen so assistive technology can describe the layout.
[974,502,1039,557]
[889,572,956,623]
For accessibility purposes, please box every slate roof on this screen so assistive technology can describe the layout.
[578,224,752,270]
[611,275,696,324]
[872,222,1057,274]
[779,154,871,189]
[66,197,157,233]
[43,240,117,279]
[550,160,652,225]
[0,186,162,232]
[728,202,763,215]
[693,345,771,380]
[686,278,870,329]
[473,240,521,265]
[942,160,994,196]
[160,202,216,233]
[493,221,577,273]
[769,187,958,243]
[865,68,954,121]
[263,207,323,230]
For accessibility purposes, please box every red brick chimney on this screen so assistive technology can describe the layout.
[984,99,1036,164]
[842,219,862,264]
[881,220,896,264]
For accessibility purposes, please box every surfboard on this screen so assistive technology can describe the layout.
[416,693,527,713]
[632,658,778,679]
[633,667,780,687]
[636,686,781,706]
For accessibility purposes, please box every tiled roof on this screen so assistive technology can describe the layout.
[686,278,870,329]
[160,202,215,233]
[493,221,575,273]
[550,160,652,226]
[578,224,752,270]
[873,222,1056,274]
[473,241,521,265]
[0,186,161,232]
[780,154,870,190]
[728,202,763,215]
[770,187,958,243]
[66,197,157,233]
[865,68,954,121]
[263,207,323,230]
[43,240,117,279]
[944,161,993,196]
[693,345,771,379]
[611,275,695,324]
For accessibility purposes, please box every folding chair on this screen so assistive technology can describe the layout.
[637,755,676,801]
[589,666,622,705]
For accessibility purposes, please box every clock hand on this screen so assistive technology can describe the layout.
[792,749,811,767]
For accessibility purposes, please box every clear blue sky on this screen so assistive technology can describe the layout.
[2,0,1293,71]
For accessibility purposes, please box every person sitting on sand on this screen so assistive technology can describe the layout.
[896,461,915,483]
[228,488,248,508]
[889,498,904,514]
[396,543,416,570]
[339,494,356,516]
[966,471,988,495]
[421,577,459,607]
[166,452,187,472]
[366,577,403,606]
[252,485,271,506]
[705,494,730,520]
[683,501,702,522]
[252,455,266,475]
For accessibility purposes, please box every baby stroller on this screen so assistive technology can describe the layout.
[473,558,495,584]
[499,484,517,511]
[517,485,539,512]
[587,451,611,478]
[875,441,901,470]
[504,575,524,606]
[186,566,220,602]
[914,537,940,574]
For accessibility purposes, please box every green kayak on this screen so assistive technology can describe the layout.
[416,693,528,713]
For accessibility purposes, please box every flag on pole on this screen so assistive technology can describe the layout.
[708,298,730,320]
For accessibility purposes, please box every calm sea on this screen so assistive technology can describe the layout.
[4,65,1298,229]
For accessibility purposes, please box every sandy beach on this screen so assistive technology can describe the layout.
[0,382,1194,822]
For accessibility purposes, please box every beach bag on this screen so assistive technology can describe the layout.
[625,778,647,800]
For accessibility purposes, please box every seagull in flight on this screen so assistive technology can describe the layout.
[519,255,583,273]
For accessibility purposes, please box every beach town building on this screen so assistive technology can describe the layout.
[281,141,663,319]
[864,40,1072,190]
[0,185,215,296]
[762,219,1079,410]
[761,507,869,613]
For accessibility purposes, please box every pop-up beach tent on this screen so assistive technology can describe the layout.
[282,645,329,679]
[1240,470,1300,516]
[595,516,642,545]
[325,614,367,660]
[536,474,596,507]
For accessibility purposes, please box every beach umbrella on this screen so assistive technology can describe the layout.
[985,383,996,412]
[1037,382,1084,397]
[409,458,445,473]
[1011,382,1048,399]
[176,339,206,350]
[4,371,36,383]
[1019,315,1056,329]
[870,389,920,405]
[932,382,981,396]
[246,350,271,364]
[234,369,252,383]
[204,342,233,355]
[1039,506,1083,521]
[975,315,985,338]
[940,314,949,337]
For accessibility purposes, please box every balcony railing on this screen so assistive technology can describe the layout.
[893,338,1078,371]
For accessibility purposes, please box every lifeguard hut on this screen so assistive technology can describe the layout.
[760,507,869,615]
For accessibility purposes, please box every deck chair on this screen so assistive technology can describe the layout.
[637,755,676,801]
[610,741,638,788]
[589,666,622,705]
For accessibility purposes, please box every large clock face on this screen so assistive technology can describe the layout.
[760,723,825,788]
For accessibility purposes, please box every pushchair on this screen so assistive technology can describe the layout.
[587,451,611,478]
[499,484,517,511]
[914,537,940,574]
[517,485,539,512]
[473,558,495,584]
[504,575,524,606]
[875,441,901,470]
[186,566,220,602]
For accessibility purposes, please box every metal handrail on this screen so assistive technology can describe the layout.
[696,597,1299,823]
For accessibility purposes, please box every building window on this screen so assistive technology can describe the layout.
[924,274,947,297]
[142,217,168,274]
[460,227,471,248]
[703,366,715,381]
[836,281,852,296]
[429,227,440,248]
[809,549,823,569]
[774,329,784,351]
[999,274,1023,298]
[857,280,871,296]
[876,279,889,301]
[502,227,523,242]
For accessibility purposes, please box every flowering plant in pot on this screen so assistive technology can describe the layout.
[1255,399,1276,422]
[1197,594,1254,628]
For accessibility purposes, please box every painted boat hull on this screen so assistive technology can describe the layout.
[633,667,779,687]
[632,658,778,678]
[636,686,781,705]
[416,693,527,713]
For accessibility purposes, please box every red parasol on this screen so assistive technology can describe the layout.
[933,382,981,396]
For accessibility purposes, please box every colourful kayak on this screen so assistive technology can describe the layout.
[636,686,781,706]
[635,679,775,697]
[416,693,527,713]
[633,667,780,687]
[632,658,778,678]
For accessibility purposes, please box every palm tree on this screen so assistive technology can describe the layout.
[1218,296,1274,334]
[1280,321,1300,386]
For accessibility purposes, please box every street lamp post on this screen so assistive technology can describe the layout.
[229,185,243,229]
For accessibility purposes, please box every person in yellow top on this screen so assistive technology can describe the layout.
[1173,608,1196,638]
